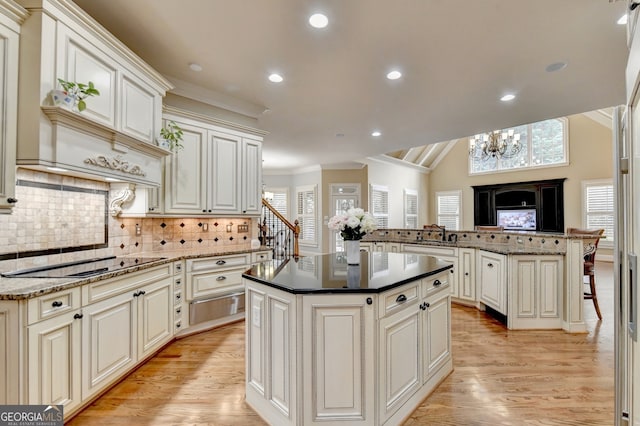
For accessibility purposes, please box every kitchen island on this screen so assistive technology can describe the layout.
[242,251,453,426]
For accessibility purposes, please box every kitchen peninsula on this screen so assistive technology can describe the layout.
[242,251,453,426]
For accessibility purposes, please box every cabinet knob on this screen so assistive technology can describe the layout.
[487,263,494,268]
[425,302,430,308]
[420,302,426,310]
[465,272,469,276]
[73,313,83,320]
[433,279,442,286]
[7,197,18,204]
[216,260,227,265]
[396,294,407,303]
[366,297,373,305]
[176,294,181,300]
[216,276,227,281]
[51,300,63,308]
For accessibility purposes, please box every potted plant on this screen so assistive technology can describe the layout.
[52,78,100,112]
[159,121,184,152]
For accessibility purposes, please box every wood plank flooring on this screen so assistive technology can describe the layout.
[67,262,615,425]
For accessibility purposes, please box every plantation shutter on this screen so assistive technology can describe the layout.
[404,189,418,229]
[437,191,461,230]
[296,185,317,245]
[584,182,614,245]
[370,185,389,228]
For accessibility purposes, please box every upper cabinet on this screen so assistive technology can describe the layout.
[15,0,173,186]
[163,106,265,216]
[0,0,27,213]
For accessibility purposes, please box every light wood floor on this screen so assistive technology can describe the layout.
[67,262,615,425]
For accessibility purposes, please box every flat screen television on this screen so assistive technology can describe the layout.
[496,209,537,230]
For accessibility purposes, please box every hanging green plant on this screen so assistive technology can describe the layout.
[56,78,100,112]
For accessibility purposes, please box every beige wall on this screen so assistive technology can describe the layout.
[428,113,613,233]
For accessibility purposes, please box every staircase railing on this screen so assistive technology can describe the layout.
[259,198,300,258]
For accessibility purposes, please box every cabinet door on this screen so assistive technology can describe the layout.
[120,74,156,143]
[165,122,208,213]
[0,19,18,213]
[303,294,375,425]
[242,138,262,215]
[422,292,451,381]
[0,302,19,403]
[210,131,241,213]
[82,291,136,400]
[379,303,421,423]
[458,248,476,301]
[477,250,507,314]
[137,278,173,360]
[28,311,82,411]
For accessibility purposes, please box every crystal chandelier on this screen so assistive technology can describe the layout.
[469,129,522,160]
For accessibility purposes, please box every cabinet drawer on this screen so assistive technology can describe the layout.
[401,245,457,257]
[251,251,272,263]
[188,267,245,300]
[187,254,250,272]
[421,273,449,298]
[82,263,173,305]
[379,282,420,318]
[27,287,81,325]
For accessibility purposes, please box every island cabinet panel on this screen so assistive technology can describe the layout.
[379,303,421,423]
[302,295,375,426]
[245,283,298,426]
[508,255,563,329]
[422,290,451,380]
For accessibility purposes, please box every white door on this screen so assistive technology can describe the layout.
[330,184,360,253]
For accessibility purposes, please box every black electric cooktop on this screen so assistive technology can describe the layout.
[1,256,166,278]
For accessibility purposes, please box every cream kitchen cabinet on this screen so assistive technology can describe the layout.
[508,255,563,330]
[401,244,458,298]
[477,250,508,315]
[0,300,20,404]
[186,253,251,300]
[421,276,451,381]
[360,241,385,252]
[457,247,476,303]
[16,0,172,186]
[0,0,25,213]
[163,107,265,216]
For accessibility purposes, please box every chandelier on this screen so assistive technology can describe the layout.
[469,129,522,160]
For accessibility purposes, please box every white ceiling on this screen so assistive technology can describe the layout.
[73,0,629,172]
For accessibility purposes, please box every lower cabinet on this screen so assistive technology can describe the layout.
[457,248,476,303]
[477,250,507,315]
[244,270,453,426]
[508,255,563,329]
[23,263,175,418]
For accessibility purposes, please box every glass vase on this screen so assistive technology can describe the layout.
[345,239,361,265]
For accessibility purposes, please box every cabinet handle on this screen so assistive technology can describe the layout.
[425,302,430,308]
[7,197,18,204]
[73,313,83,320]
[450,269,454,273]
[176,265,182,272]
[487,263,494,268]
[175,279,181,285]
[139,290,146,296]
[202,209,206,212]
[176,323,181,328]
[465,272,469,276]
[366,297,373,305]
[176,308,181,314]
[216,260,227,265]
[396,294,407,303]
[176,294,181,300]
[51,301,63,308]
[216,276,227,281]
[433,279,442,286]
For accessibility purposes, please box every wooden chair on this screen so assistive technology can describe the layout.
[567,227,605,320]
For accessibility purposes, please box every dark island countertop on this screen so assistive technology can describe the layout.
[243,251,453,294]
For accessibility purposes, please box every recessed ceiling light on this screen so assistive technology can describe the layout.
[371,131,381,137]
[309,13,328,28]
[618,14,628,25]
[189,63,203,72]
[386,70,402,80]
[500,94,516,102]
[268,73,284,83]
[545,61,567,73]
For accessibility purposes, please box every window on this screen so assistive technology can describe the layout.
[470,118,568,174]
[436,191,461,230]
[264,187,288,235]
[583,180,614,247]
[296,185,317,246]
[370,184,389,228]
[404,189,418,229]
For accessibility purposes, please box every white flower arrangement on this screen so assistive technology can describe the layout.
[327,208,377,240]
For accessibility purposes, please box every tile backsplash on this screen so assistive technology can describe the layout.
[0,169,257,273]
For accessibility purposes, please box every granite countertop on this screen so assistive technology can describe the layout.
[365,239,566,256]
[243,252,453,294]
[0,247,270,300]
